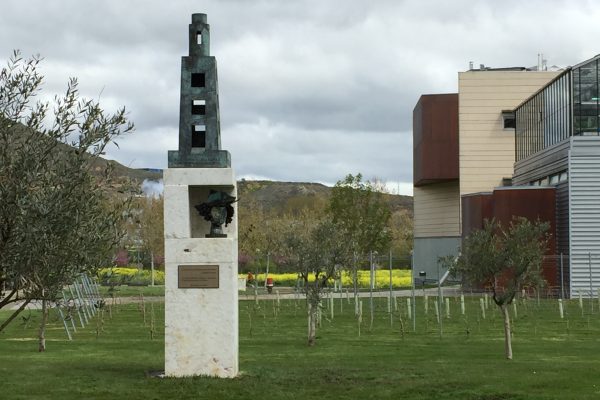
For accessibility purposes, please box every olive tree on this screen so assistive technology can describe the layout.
[116,195,164,279]
[443,217,549,359]
[0,52,133,350]
[238,200,290,290]
[328,174,391,304]
[279,214,350,346]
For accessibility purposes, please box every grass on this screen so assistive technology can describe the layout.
[2,294,600,399]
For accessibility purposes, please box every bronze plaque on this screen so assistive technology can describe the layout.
[178,265,219,289]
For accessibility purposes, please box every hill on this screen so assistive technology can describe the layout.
[237,179,413,216]
[88,157,162,194]
[98,157,413,215]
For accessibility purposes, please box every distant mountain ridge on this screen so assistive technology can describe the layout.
[99,157,413,214]
[237,179,413,215]
[90,158,162,184]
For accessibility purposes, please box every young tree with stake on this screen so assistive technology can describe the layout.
[279,216,350,346]
[443,217,549,359]
[328,174,391,306]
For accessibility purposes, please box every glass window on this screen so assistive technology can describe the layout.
[503,112,516,129]
[573,67,581,135]
[515,69,573,160]
[559,171,568,182]
[573,59,599,136]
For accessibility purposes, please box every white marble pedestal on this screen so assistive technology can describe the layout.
[163,168,238,378]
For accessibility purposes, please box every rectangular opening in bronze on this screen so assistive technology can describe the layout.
[191,124,206,147]
[191,73,205,87]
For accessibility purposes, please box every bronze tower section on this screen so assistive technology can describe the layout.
[168,13,231,168]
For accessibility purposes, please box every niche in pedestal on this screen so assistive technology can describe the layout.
[188,185,236,238]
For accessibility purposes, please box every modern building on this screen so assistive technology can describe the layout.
[413,65,559,279]
[411,60,595,293]
[512,55,600,297]
[413,94,461,279]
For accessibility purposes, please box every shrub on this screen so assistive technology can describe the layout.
[98,267,165,286]
[240,269,411,289]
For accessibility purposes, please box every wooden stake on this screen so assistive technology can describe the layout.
[330,294,334,320]
[358,300,363,337]
[558,299,564,319]
[480,298,486,319]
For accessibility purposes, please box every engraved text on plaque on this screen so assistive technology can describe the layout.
[178,265,219,288]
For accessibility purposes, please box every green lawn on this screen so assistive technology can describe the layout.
[1,295,600,399]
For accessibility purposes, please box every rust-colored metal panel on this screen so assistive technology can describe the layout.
[492,188,556,251]
[461,193,493,239]
[413,94,459,186]
[461,187,558,287]
[492,187,557,286]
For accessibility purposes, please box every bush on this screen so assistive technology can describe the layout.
[347,270,412,289]
[240,270,411,289]
[98,267,165,286]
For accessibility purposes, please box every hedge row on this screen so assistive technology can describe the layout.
[241,270,412,289]
[98,267,165,286]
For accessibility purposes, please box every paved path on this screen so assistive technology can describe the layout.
[3,296,165,311]
[240,286,463,301]
[3,286,466,310]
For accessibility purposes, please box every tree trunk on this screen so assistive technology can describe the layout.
[353,255,359,316]
[0,288,17,309]
[150,251,155,286]
[501,304,513,360]
[308,303,317,346]
[369,251,374,331]
[264,253,270,288]
[38,299,48,352]
[353,266,358,298]
[0,298,31,333]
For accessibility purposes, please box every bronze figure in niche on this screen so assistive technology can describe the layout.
[194,190,237,237]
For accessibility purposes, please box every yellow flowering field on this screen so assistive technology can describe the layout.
[98,267,165,286]
[240,269,412,289]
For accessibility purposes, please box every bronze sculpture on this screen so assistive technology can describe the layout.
[194,190,237,237]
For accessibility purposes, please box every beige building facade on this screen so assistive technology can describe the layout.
[458,71,559,196]
[413,68,558,279]
[413,182,460,237]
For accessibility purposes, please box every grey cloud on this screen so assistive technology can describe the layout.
[223,121,411,185]
[2,0,600,196]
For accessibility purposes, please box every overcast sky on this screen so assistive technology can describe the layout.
[2,0,599,195]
